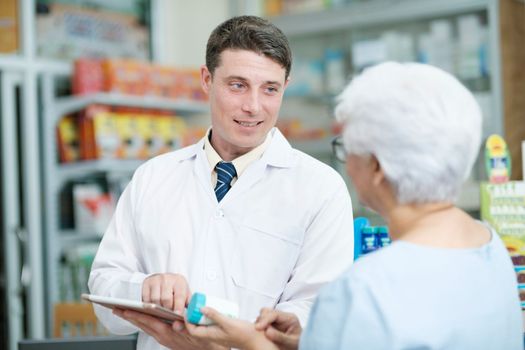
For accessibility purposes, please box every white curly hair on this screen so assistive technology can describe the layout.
[335,62,482,204]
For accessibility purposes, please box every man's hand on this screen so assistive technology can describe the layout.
[254,308,301,350]
[113,308,227,350]
[142,273,190,331]
[186,307,279,350]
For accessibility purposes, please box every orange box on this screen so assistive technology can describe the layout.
[149,65,179,98]
[73,59,105,95]
[78,105,111,160]
[103,59,151,95]
[175,69,206,101]
[0,0,18,53]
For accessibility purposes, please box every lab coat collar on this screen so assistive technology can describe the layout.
[180,127,294,169]
[185,127,295,205]
[260,128,294,169]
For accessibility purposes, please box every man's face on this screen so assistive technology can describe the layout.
[201,49,289,160]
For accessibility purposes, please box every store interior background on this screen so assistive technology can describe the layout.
[1,0,524,349]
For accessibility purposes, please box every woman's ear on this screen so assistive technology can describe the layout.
[370,155,386,187]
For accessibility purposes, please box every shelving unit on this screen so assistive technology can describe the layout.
[261,0,504,213]
[53,93,208,123]
[268,0,492,35]
[40,71,209,332]
[1,0,171,345]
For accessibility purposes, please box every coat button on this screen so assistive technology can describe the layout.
[215,209,224,218]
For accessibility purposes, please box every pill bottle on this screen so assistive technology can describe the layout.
[186,292,239,325]
[377,226,391,247]
[361,226,379,254]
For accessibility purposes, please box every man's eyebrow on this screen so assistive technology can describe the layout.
[265,80,283,87]
[224,75,282,87]
[224,75,248,83]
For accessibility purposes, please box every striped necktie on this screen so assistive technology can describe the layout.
[214,161,237,202]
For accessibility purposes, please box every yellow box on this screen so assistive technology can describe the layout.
[0,0,18,53]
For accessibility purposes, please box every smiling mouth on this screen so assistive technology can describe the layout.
[235,120,263,127]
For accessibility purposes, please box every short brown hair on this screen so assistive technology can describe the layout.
[206,16,292,80]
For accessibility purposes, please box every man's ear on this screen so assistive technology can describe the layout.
[200,65,212,93]
[283,76,291,90]
[370,155,386,187]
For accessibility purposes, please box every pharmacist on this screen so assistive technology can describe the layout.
[88,15,354,350]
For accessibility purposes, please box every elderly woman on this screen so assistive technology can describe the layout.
[118,62,523,349]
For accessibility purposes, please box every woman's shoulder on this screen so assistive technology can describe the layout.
[331,244,410,291]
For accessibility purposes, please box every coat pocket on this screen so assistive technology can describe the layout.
[231,218,303,298]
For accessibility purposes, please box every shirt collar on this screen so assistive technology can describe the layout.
[204,128,272,177]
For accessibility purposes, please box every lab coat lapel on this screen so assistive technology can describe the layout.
[192,139,217,202]
[220,128,294,205]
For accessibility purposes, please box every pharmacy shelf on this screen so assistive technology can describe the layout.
[0,54,72,73]
[57,159,145,183]
[59,230,102,247]
[269,0,488,36]
[40,70,210,334]
[54,93,209,123]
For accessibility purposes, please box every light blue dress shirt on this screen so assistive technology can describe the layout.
[300,229,522,350]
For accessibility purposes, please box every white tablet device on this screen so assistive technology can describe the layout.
[81,293,185,323]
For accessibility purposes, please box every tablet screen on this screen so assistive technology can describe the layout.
[82,294,185,323]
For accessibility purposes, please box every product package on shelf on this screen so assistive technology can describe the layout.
[146,114,188,155]
[57,115,81,163]
[72,58,206,100]
[60,174,130,231]
[78,106,120,160]
[0,0,18,54]
[72,59,105,95]
[115,114,146,159]
[59,243,99,302]
[77,108,188,160]
[103,59,151,96]
[480,181,525,307]
[73,183,114,235]
[175,69,207,101]
[36,3,149,61]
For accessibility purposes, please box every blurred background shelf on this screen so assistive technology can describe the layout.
[57,159,145,183]
[269,0,489,35]
[54,93,209,121]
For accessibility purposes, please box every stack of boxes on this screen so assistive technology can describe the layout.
[73,58,206,101]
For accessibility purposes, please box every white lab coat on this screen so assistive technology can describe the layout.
[88,128,354,350]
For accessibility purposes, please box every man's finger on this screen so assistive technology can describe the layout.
[142,281,151,302]
[173,285,187,315]
[161,285,174,310]
[149,284,161,305]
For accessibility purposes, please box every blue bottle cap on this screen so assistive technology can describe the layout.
[378,226,389,234]
[187,292,206,324]
[362,226,375,233]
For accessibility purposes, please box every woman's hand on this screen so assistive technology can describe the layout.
[254,308,301,350]
[186,307,279,350]
[113,308,226,350]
